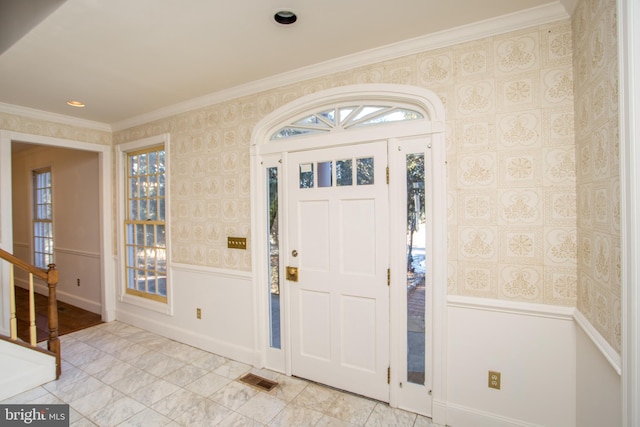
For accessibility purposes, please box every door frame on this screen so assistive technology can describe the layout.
[250,84,447,418]
[0,130,115,326]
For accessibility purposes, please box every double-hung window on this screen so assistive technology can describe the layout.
[124,145,167,302]
[33,168,53,269]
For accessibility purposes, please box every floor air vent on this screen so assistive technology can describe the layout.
[238,373,278,392]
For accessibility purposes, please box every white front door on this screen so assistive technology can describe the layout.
[287,140,390,401]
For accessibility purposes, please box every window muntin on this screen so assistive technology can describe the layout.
[270,104,424,140]
[124,145,167,302]
[33,168,53,269]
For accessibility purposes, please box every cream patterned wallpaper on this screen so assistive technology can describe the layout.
[573,0,621,352]
[0,113,111,146]
[433,22,576,306]
[113,19,579,308]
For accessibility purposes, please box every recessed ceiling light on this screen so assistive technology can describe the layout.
[274,10,297,25]
[66,100,85,108]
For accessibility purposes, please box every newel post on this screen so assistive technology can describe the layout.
[46,263,61,378]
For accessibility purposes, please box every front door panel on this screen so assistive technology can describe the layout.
[287,140,389,401]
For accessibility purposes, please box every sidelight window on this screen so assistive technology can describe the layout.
[406,153,426,385]
[267,167,281,348]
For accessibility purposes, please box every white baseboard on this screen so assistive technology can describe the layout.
[16,281,102,315]
[447,403,544,427]
[115,309,256,366]
[55,289,102,315]
[431,399,448,426]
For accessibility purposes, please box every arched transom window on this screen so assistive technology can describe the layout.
[270,104,424,140]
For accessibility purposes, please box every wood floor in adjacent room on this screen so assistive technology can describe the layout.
[14,286,102,343]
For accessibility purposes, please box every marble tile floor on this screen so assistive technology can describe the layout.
[2,321,444,427]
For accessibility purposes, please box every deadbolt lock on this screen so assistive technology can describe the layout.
[286,266,299,282]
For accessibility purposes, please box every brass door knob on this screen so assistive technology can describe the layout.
[286,266,299,282]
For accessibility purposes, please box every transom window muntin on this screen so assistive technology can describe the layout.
[33,167,53,269]
[124,145,167,302]
[271,103,424,140]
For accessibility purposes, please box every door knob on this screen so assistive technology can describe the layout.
[286,266,299,282]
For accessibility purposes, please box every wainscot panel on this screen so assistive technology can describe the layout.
[446,296,576,427]
[575,318,621,427]
[116,263,256,365]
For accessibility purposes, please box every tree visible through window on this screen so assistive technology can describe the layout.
[124,146,167,302]
[33,168,53,269]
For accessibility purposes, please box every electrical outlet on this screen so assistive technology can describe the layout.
[196,308,202,319]
[77,278,80,286]
[488,371,501,390]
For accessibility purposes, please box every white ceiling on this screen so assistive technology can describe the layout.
[0,0,572,128]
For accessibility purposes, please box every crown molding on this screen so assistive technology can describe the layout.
[1,2,569,134]
[112,2,568,132]
[0,102,111,133]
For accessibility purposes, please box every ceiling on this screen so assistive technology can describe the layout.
[0,0,572,128]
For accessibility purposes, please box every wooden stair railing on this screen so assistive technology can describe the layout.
[0,248,61,379]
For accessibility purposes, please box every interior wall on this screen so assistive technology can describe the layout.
[110,18,579,426]
[114,18,577,307]
[1,10,614,427]
[115,265,256,365]
[573,0,621,355]
[11,145,102,313]
[571,0,622,422]
[575,326,621,427]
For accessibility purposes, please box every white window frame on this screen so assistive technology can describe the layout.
[116,134,172,315]
[32,166,54,269]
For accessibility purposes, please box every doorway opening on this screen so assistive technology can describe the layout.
[13,286,102,342]
[0,131,115,336]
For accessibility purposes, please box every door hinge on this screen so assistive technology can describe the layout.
[386,166,389,184]
[387,268,390,286]
[387,366,391,384]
